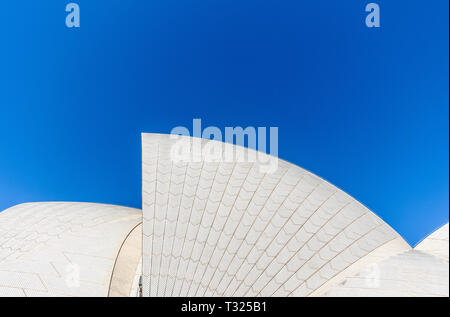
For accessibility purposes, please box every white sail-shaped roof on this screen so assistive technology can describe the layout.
[0,202,141,296]
[319,223,449,297]
[415,223,449,263]
[141,133,409,297]
[0,134,446,297]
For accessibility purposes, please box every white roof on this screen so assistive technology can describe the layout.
[313,223,449,297]
[319,250,448,297]
[1,133,447,297]
[415,223,449,263]
[141,134,409,297]
[0,202,141,296]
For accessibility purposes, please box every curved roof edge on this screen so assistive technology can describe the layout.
[140,133,408,297]
[108,223,142,297]
[142,133,409,247]
[415,223,449,262]
[310,237,410,296]
[0,202,141,297]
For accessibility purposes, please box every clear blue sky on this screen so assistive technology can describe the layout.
[0,1,448,246]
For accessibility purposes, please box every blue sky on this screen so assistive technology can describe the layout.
[0,1,448,246]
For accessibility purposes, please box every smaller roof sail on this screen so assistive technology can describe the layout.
[0,202,141,297]
[415,223,449,263]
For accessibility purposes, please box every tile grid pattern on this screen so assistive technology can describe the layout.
[142,134,401,297]
[316,223,449,297]
[321,250,449,296]
[415,223,449,263]
[0,202,141,296]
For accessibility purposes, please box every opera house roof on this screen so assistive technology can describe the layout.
[0,134,448,297]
